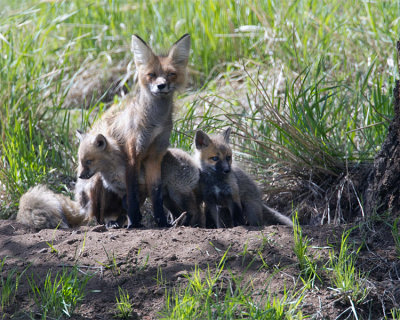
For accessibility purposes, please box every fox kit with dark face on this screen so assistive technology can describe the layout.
[195,128,244,228]
[84,34,191,228]
[195,128,293,228]
[76,131,202,227]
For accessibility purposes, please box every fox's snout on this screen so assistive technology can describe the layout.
[215,160,231,175]
[78,168,95,180]
[149,76,171,96]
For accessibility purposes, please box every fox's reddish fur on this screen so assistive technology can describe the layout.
[80,33,191,228]
[17,34,191,230]
[17,185,87,230]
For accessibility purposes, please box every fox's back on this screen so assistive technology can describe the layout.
[162,148,199,193]
[232,166,262,201]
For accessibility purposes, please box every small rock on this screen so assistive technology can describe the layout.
[37,248,48,254]
[169,254,177,261]
[66,239,78,245]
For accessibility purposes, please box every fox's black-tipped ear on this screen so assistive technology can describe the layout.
[195,130,211,150]
[94,134,107,151]
[223,127,232,143]
[76,129,85,142]
[131,34,155,67]
[169,33,190,66]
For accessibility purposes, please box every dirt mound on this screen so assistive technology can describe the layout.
[0,219,398,319]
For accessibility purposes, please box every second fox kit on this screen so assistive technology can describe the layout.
[76,131,203,227]
[84,33,191,228]
[194,128,293,228]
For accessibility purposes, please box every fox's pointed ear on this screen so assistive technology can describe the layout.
[131,34,154,67]
[168,33,190,66]
[76,129,85,142]
[195,130,211,150]
[223,127,231,143]
[94,134,107,151]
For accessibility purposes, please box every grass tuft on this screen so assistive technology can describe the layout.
[0,257,29,313]
[328,229,369,311]
[114,286,134,319]
[28,266,90,319]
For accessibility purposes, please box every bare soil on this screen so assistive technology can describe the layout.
[0,218,399,319]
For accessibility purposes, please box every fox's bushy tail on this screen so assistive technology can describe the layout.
[262,204,293,227]
[17,185,86,230]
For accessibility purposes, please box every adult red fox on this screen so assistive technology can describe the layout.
[84,33,191,228]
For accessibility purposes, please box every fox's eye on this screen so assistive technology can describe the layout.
[226,156,231,161]
[148,73,156,78]
[210,156,219,161]
[167,72,177,78]
[85,160,92,166]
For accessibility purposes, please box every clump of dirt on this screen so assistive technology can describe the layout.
[0,218,398,319]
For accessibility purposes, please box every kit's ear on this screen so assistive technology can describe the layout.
[195,130,211,150]
[93,134,107,151]
[223,127,232,143]
[76,129,86,142]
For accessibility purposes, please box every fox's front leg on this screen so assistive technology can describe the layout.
[88,174,104,224]
[208,203,222,228]
[144,156,169,227]
[125,139,142,228]
[125,162,142,228]
[230,192,244,226]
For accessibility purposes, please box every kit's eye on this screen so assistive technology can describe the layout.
[148,73,156,78]
[167,72,177,78]
[226,156,231,161]
[85,160,92,166]
[210,156,219,161]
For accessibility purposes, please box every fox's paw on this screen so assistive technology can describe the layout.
[106,221,121,229]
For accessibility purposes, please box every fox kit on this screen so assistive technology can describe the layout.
[161,148,203,226]
[17,185,87,230]
[195,128,293,228]
[76,131,202,227]
[85,33,191,228]
[194,128,244,228]
[75,130,129,226]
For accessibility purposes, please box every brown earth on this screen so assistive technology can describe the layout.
[0,218,399,319]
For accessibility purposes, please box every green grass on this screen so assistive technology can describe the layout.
[28,266,91,319]
[292,212,321,285]
[0,257,29,314]
[327,229,369,315]
[114,286,134,319]
[160,251,305,319]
